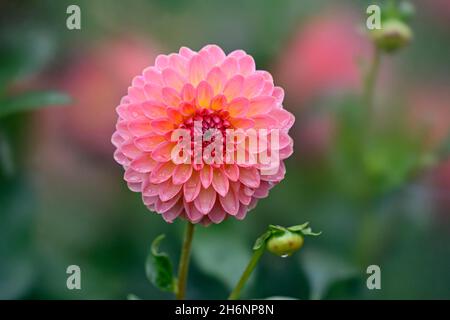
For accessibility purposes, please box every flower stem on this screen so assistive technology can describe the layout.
[228,245,265,300]
[176,222,195,300]
[363,46,382,115]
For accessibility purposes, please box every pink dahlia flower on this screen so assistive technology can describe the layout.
[112,45,294,224]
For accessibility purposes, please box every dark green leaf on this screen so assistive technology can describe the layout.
[0,91,70,118]
[145,234,176,293]
[287,222,310,232]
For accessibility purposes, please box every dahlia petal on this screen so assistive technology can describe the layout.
[223,75,244,101]
[111,132,125,148]
[272,86,285,105]
[194,186,217,215]
[143,195,158,206]
[132,75,145,87]
[253,181,270,199]
[181,83,196,103]
[162,68,186,91]
[279,144,294,160]
[251,115,278,129]
[196,81,213,108]
[220,57,239,79]
[156,192,181,213]
[219,186,239,215]
[144,84,163,101]
[260,81,274,96]
[189,54,207,86]
[172,163,193,185]
[242,74,265,98]
[166,107,183,124]
[168,53,188,76]
[229,117,254,129]
[183,171,201,202]
[212,169,230,197]
[143,67,163,85]
[127,103,146,119]
[229,50,246,59]
[114,150,130,166]
[203,44,226,65]
[184,200,204,222]
[235,205,248,220]
[150,119,174,135]
[227,97,249,117]
[128,86,147,102]
[238,189,252,205]
[200,165,213,188]
[180,102,196,116]
[150,161,176,183]
[130,154,158,173]
[128,119,152,136]
[210,94,227,111]
[151,141,175,162]
[155,54,169,70]
[179,46,196,59]
[261,162,286,182]
[143,181,160,197]
[239,167,260,188]
[256,70,274,83]
[159,180,183,202]
[135,134,166,152]
[206,67,226,96]
[238,55,256,76]
[141,101,167,119]
[128,182,143,192]
[247,96,275,116]
[120,142,142,158]
[269,109,295,129]
[161,200,184,223]
[208,203,227,224]
[223,164,239,182]
[124,168,145,184]
[162,87,181,107]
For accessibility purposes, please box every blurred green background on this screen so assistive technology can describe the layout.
[1,0,450,299]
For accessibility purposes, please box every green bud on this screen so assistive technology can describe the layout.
[266,231,304,257]
[372,19,412,53]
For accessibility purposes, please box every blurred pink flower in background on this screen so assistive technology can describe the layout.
[430,158,450,220]
[276,9,369,105]
[407,84,450,150]
[112,45,294,224]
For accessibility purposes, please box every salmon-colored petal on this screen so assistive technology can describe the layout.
[235,205,248,220]
[124,168,145,184]
[130,154,158,173]
[166,107,183,124]
[161,199,184,223]
[219,186,239,215]
[210,94,227,111]
[222,164,239,182]
[143,181,160,197]
[128,119,152,136]
[179,102,196,116]
[206,67,226,96]
[172,164,193,185]
[211,169,230,197]
[229,117,254,129]
[194,186,217,215]
[128,86,147,102]
[120,142,142,158]
[183,171,201,202]
[239,167,260,188]
[179,46,196,59]
[251,115,278,129]
[227,97,249,117]
[247,96,275,116]
[200,165,213,188]
[181,83,196,103]
[208,203,226,223]
[135,134,166,152]
[143,67,163,85]
[184,200,204,222]
[159,180,183,201]
[189,54,207,86]
[220,57,238,79]
[162,68,186,91]
[168,53,188,76]
[269,109,295,129]
[272,86,285,105]
[242,74,264,98]
[144,83,163,101]
[151,141,175,162]
[223,75,244,101]
[203,44,226,65]
[151,119,174,135]
[238,55,255,76]
[141,101,167,119]
[196,81,213,108]
[162,87,181,107]
[156,192,181,213]
[150,161,176,183]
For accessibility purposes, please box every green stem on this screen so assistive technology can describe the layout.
[176,222,195,300]
[363,46,382,115]
[228,245,265,300]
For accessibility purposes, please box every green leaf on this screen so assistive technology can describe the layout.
[253,230,272,250]
[300,227,322,237]
[0,91,70,118]
[287,222,310,232]
[145,234,176,293]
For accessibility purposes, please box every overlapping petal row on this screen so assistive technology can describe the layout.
[112,45,294,224]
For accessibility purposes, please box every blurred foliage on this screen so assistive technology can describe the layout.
[0,0,449,300]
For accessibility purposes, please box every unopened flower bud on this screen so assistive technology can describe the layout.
[267,231,304,257]
[371,19,412,53]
